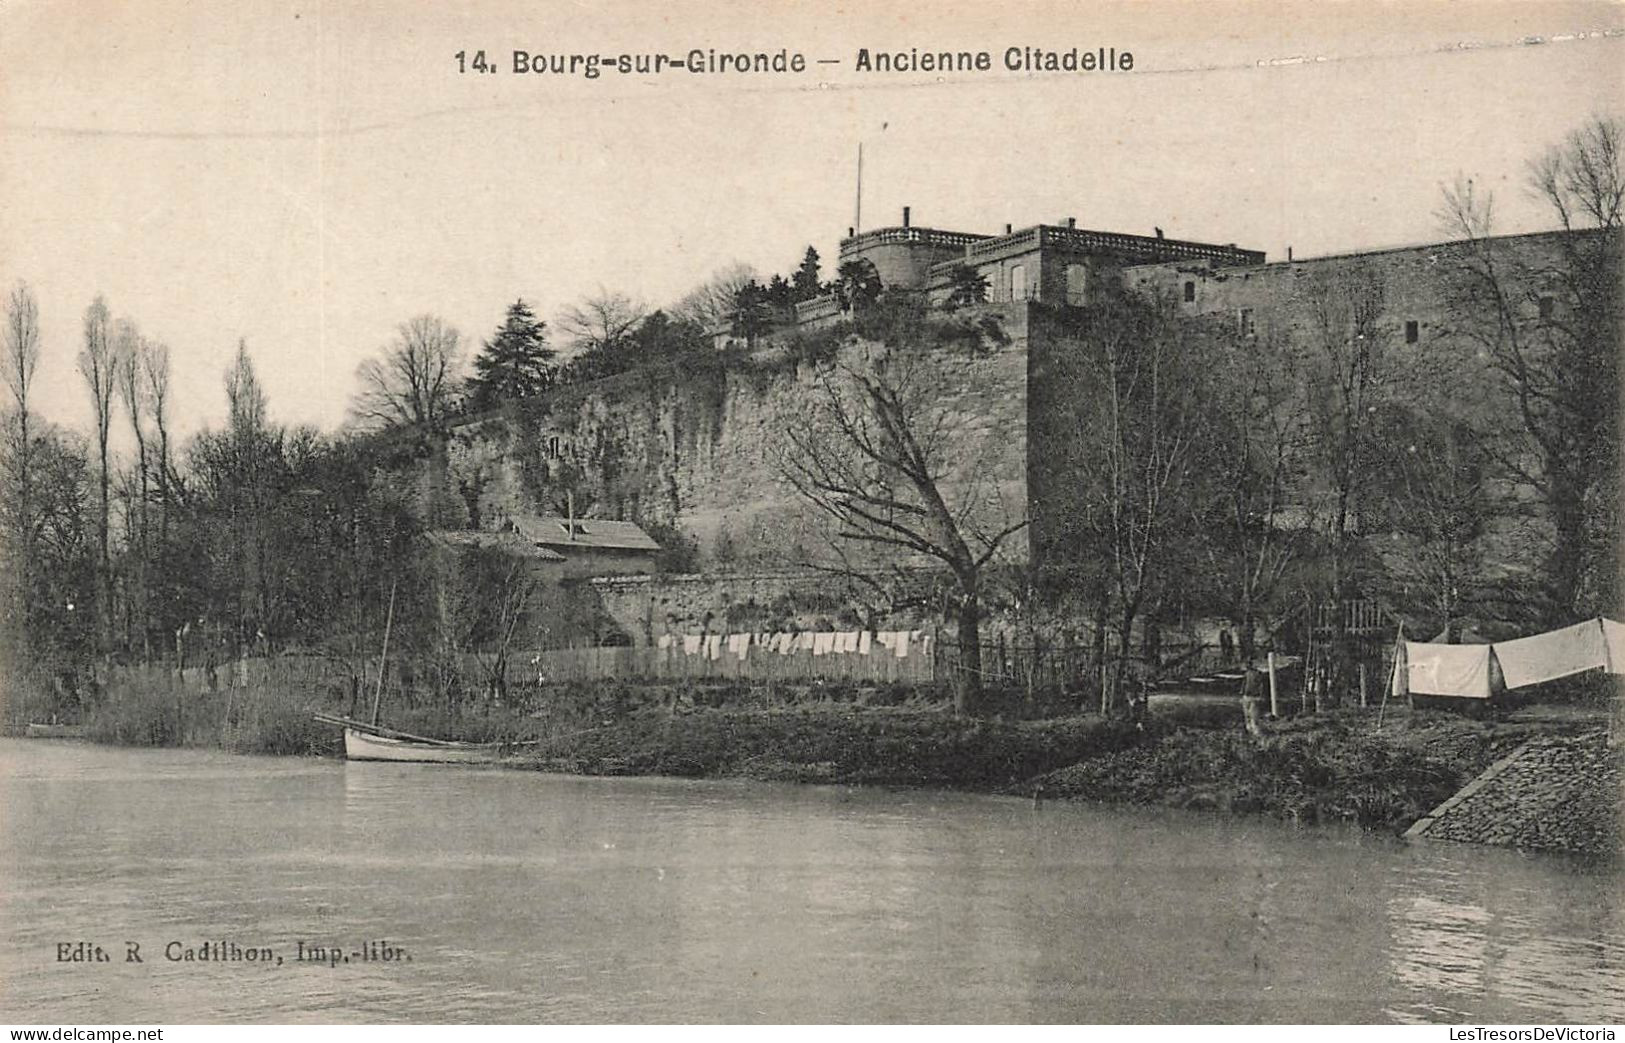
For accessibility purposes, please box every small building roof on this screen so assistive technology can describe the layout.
[424,530,567,560]
[508,515,662,553]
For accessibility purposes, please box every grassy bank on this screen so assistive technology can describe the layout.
[515,704,1146,787]
[30,673,1569,836]
[82,680,339,755]
[512,702,1551,833]
[1032,712,1556,831]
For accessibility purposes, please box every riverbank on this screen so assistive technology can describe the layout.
[17,674,1602,838]
[512,703,1580,834]
[1029,712,1567,831]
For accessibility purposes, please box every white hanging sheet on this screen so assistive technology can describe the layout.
[1492,620,1608,689]
[1405,641,1494,699]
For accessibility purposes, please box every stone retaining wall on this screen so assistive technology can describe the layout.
[1406,730,1621,855]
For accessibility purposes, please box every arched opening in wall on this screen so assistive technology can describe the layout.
[1065,264,1088,306]
[1183,280,1196,303]
[1010,264,1028,302]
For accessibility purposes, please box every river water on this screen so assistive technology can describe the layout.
[0,739,1620,1024]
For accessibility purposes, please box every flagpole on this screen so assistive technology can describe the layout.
[854,141,864,233]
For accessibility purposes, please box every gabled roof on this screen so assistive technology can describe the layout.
[507,515,662,553]
[424,530,567,561]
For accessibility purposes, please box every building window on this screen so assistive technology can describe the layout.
[1237,308,1255,338]
[1538,295,1555,321]
[1405,320,1419,344]
[547,436,560,459]
[1183,280,1196,303]
[1065,264,1088,306]
[1010,265,1028,302]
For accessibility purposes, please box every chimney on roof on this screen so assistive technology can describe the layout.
[1066,217,1077,229]
[1004,223,1013,234]
[902,206,911,228]
[1154,226,1164,239]
[847,226,854,238]
[1287,246,1294,261]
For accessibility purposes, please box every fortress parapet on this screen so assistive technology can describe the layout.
[839,208,1265,307]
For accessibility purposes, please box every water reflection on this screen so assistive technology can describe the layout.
[1,740,1620,1023]
[1387,855,1625,1023]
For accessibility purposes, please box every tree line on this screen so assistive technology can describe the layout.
[0,240,845,691]
[0,121,1616,721]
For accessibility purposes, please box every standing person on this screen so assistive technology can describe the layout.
[1240,662,1266,738]
[1127,675,1150,729]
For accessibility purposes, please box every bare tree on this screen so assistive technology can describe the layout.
[224,339,276,649]
[1527,116,1624,232]
[3,282,41,544]
[556,290,647,355]
[1199,324,1314,664]
[225,338,269,446]
[112,322,152,655]
[478,559,536,705]
[142,341,174,547]
[1374,412,1496,643]
[1301,263,1390,705]
[1437,116,1622,619]
[350,315,463,430]
[78,296,118,652]
[2,282,42,656]
[431,545,538,707]
[777,333,1026,713]
[672,262,757,330]
[1067,296,1209,711]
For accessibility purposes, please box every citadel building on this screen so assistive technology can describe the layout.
[433,207,1588,645]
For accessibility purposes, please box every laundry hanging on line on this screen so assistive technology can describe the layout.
[1403,641,1497,699]
[1603,619,1625,673]
[1492,619,1609,689]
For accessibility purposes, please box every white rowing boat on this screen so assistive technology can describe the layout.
[342,726,504,764]
[26,722,87,739]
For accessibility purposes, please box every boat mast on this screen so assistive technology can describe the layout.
[369,579,398,727]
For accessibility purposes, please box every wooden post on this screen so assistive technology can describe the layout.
[1267,652,1279,718]
[1378,627,1403,732]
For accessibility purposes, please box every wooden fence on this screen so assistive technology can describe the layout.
[102,635,1203,698]
[103,640,943,695]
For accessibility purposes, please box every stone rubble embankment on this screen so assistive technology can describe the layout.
[1407,730,1621,855]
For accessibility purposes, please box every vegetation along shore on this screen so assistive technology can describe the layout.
[7,672,1603,840]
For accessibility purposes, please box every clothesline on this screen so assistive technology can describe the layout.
[1397,616,1625,699]
[655,629,934,661]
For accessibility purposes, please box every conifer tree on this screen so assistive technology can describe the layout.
[467,299,555,410]
[792,246,822,301]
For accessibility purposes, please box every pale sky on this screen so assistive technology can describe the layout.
[2,0,1621,444]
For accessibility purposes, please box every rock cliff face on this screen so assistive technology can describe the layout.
[431,320,1032,570]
